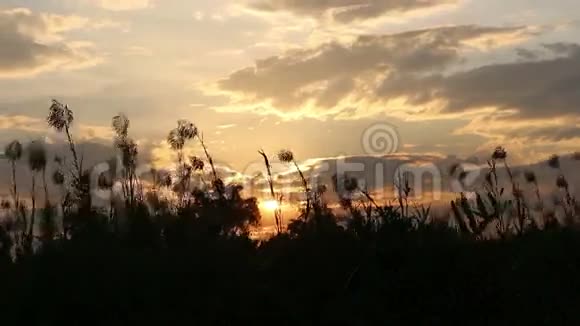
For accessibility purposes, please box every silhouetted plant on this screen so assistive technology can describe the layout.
[198,134,222,196]
[167,120,198,205]
[451,151,516,238]
[494,147,528,234]
[27,140,48,239]
[546,154,576,222]
[259,150,284,234]
[395,171,412,218]
[167,120,197,159]
[112,114,140,209]
[5,140,22,207]
[548,154,560,169]
[47,100,81,185]
[278,149,310,221]
[4,140,26,237]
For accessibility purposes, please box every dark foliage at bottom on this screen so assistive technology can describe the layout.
[2,224,580,326]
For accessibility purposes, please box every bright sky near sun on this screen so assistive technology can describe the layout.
[1,0,580,172]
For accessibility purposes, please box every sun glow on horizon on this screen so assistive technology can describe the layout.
[261,199,280,211]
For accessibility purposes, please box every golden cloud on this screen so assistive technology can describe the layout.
[211,25,538,120]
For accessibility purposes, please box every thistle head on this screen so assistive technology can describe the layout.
[5,140,23,161]
[167,120,197,151]
[47,100,74,132]
[277,149,294,163]
[177,120,197,138]
[112,114,130,138]
[491,146,507,160]
[548,155,560,169]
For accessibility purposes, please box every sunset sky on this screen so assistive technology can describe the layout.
[1,0,579,173]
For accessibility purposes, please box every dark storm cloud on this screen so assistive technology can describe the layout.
[248,0,458,23]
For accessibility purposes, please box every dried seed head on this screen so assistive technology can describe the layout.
[47,100,74,132]
[1,199,11,210]
[277,149,294,163]
[167,120,197,150]
[524,171,537,184]
[5,140,23,161]
[189,156,205,171]
[492,146,507,160]
[556,175,568,189]
[548,155,560,169]
[27,141,48,172]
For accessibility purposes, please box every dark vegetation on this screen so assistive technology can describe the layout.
[1,100,580,325]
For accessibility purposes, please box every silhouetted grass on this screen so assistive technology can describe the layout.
[0,101,579,325]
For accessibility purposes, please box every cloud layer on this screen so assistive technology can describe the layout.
[215,25,536,118]
[247,0,458,23]
[213,23,580,159]
[0,8,101,78]
[95,0,153,11]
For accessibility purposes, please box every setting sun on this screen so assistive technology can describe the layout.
[261,199,280,211]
